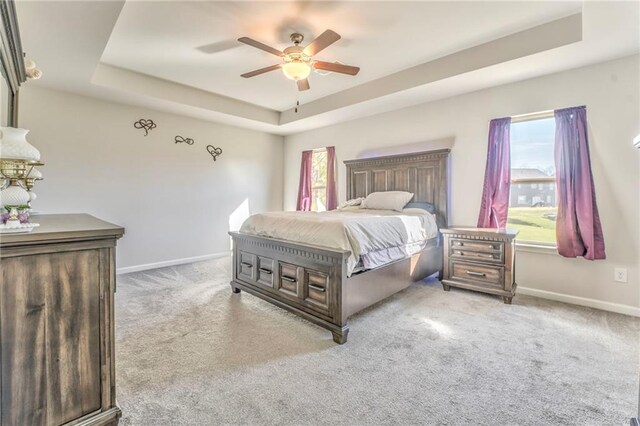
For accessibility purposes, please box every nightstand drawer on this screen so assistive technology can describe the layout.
[450,260,504,287]
[450,238,504,253]
[450,248,503,264]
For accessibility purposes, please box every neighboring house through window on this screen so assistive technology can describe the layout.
[507,116,557,245]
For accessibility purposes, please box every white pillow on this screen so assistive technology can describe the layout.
[338,197,364,210]
[362,191,414,212]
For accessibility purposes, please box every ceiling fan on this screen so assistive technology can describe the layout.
[238,29,360,91]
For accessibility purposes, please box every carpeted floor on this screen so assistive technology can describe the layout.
[115,256,639,425]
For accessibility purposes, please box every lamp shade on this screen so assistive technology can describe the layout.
[27,167,43,179]
[0,127,40,161]
[282,61,311,81]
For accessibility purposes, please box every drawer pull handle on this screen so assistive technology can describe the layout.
[466,271,486,277]
[308,284,326,293]
[282,275,297,283]
[259,268,272,275]
[241,262,253,268]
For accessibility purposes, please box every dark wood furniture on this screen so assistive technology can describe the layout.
[0,214,124,426]
[230,149,450,344]
[441,227,518,304]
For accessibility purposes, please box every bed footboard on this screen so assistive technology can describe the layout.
[229,232,443,344]
[229,231,351,343]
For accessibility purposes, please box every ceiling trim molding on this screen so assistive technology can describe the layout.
[279,13,582,125]
[92,63,280,125]
[91,14,582,132]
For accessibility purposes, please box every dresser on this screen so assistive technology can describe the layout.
[441,227,518,304]
[0,214,124,426]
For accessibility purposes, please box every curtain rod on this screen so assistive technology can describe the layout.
[511,109,554,123]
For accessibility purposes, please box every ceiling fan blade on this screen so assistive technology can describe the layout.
[313,61,360,76]
[241,64,282,78]
[303,29,341,56]
[297,78,310,91]
[238,37,284,57]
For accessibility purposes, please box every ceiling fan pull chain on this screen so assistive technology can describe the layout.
[295,100,300,113]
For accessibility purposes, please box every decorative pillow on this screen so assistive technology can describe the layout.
[404,202,436,214]
[338,197,365,210]
[361,191,414,212]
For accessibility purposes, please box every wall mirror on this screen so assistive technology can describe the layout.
[0,0,25,127]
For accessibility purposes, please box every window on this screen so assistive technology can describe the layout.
[507,116,557,245]
[311,148,328,212]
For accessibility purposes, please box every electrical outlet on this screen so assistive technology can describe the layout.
[614,268,628,283]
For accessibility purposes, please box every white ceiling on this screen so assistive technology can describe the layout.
[15,1,640,135]
[101,1,581,111]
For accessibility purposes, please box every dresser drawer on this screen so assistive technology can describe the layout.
[450,260,504,287]
[256,256,275,288]
[237,251,256,283]
[303,269,330,314]
[277,262,300,297]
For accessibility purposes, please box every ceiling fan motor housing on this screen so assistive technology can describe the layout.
[283,45,311,61]
[290,32,304,45]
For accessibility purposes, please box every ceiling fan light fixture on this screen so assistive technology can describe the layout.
[282,61,311,81]
[238,30,359,91]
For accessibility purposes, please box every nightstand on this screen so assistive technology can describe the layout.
[441,227,518,304]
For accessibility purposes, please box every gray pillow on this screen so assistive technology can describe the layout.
[404,202,436,214]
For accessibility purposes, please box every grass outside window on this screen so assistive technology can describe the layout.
[507,207,557,245]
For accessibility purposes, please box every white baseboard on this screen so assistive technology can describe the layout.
[117,252,230,275]
[116,255,640,318]
[518,286,640,317]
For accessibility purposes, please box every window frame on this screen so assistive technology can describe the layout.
[310,147,328,212]
[508,110,558,250]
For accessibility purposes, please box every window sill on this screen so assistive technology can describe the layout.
[516,242,558,255]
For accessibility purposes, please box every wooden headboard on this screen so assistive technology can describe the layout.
[344,149,450,227]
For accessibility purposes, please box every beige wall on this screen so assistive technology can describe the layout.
[20,86,284,270]
[284,55,640,313]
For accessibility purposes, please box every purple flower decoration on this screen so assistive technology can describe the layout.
[18,212,29,224]
[1,212,9,224]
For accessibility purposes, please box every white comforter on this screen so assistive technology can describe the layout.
[239,208,438,276]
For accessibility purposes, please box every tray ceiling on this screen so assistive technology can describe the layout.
[101,1,581,112]
[15,1,640,135]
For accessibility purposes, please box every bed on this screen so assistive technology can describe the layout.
[229,149,450,343]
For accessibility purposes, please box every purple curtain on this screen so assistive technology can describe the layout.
[326,146,338,210]
[296,150,313,211]
[477,117,512,228]
[554,106,605,260]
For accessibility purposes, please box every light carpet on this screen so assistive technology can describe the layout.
[115,256,639,425]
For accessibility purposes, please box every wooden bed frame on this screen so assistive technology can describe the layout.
[229,149,450,344]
